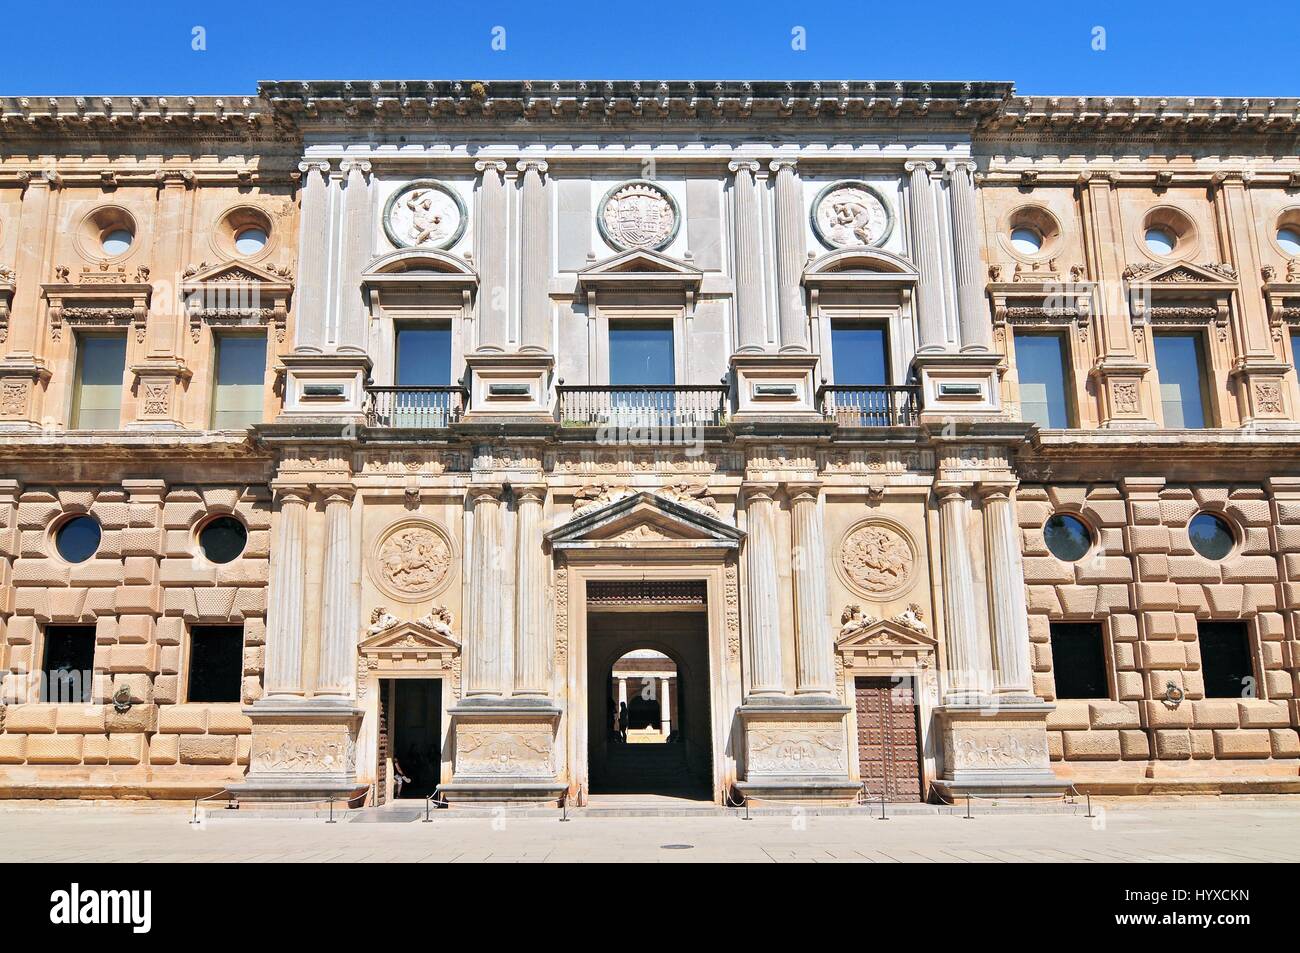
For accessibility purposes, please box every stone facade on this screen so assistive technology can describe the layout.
[0,83,1298,803]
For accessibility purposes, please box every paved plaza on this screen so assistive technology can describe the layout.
[2,798,1297,863]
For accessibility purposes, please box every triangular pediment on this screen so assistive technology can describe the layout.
[182,259,294,287]
[546,491,742,550]
[837,618,936,653]
[578,249,703,290]
[1124,260,1237,286]
[358,620,460,656]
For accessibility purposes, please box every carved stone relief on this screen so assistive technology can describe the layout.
[811,180,893,249]
[455,724,555,778]
[747,723,848,776]
[598,180,678,251]
[836,520,915,598]
[382,180,467,250]
[369,518,455,601]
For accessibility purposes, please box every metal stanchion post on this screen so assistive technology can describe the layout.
[1084,793,1095,818]
[964,795,973,820]
[878,791,889,821]
[327,797,336,824]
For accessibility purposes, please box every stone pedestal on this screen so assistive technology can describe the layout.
[232,699,364,802]
[735,699,860,801]
[730,353,822,419]
[462,353,555,421]
[277,349,372,422]
[440,699,566,802]
[0,357,51,431]
[914,352,1003,420]
[126,360,192,430]
[931,703,1068,798]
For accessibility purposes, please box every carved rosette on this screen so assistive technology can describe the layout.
[368,518,456,602]
[835,519,916,599]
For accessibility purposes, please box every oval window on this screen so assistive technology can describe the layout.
[234,227,268,256]
[1043,514,1091,562]
[1010,226,1043,255]
[55,515,102,563]
[1278,227,1300,256]
[1144,226,1176,256]
[199,516,248,564]
[101,228,134,256]
[1188,512,1234,560]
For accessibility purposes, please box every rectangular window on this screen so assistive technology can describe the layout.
[42,626,97,703]
[187,625,245,703]
[609,322,675,386]
[395,325,452,387]
[71,334,127,430]
[1154,332,1210,428]
[1292,330,1300,376]
[830,323,889,386]
[211,335,267,429]
[1198,621,1253,699]
[1014,332,1073,428]
[1049,622,1109,699]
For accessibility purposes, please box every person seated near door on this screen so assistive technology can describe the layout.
[392,756,412,799]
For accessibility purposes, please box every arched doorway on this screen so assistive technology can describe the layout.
[610,650,678,743]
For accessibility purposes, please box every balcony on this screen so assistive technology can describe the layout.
[365,386,467,428]
[557,385,729,429]
[818,385,920,427]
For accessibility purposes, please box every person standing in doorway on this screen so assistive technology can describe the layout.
[618,701,630,742]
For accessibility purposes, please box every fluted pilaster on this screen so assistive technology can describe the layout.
[906,160,947,352]
[789,484,834,694]
[981,484,1033,696]
[6,171,58,357]
[936,485,990,699]
[771,159,808,352]
[294,161,331,351]
[513,485,549,696]
[465,486,507,696]
[316,488,357,696]
[728,160,766,352]
[475,159,509,352]
[337,159,374,350]
[264,488,311,697]
[517,160,550,353]
[948,161,992,353]
[743,484,784,695]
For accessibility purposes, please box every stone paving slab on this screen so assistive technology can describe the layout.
[0,800,1297,862]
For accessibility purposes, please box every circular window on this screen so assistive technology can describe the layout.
[1010,226,1043,255]
[1144,227,1176,256]
[1278,227,1300,256]
[1188,512,1234,560]
[55,515,102,563]
[198,516,248,564]
[234,227,268,256]
[101,228,134,256]
[1043,514,1092,562]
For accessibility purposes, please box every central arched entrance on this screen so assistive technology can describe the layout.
[586,612,712,799]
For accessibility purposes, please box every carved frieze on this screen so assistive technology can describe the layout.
[943,725,1050,771]
[454,724,555,778]
[250,725,357,775]
[746,723,848,776]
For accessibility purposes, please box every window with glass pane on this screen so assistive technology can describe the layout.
[830,323,888,385]
[609,322,675,423]
[394,325,452,426]
[1292,330,1300,377]
[211,336,266,429]
[1014,332,1073,428]
[1154,332,1210,428]
[71,334,126,430]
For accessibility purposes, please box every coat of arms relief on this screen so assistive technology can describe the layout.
[598,180,679,251]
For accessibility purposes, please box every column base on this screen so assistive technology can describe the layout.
[231,697,364,803]
[444,697,564,802]
[737,696,857,801]
[934,701,1068,798]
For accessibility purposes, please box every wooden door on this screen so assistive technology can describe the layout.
[855,676,922,802]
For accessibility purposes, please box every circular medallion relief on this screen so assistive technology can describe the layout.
[598,180,680,251]
[811,180,893,249]
[383,180,467,250]
[836,519,916,598]
[369,518,455,601]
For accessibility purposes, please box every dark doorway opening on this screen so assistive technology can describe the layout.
[384,679,442,799]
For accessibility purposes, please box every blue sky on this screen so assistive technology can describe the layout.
[4,0,1295,96]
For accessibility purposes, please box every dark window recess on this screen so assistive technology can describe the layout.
[42,626,97,703]
[188,625,245,703]
[1198,621,1254,699]
[1049,622,1109,699]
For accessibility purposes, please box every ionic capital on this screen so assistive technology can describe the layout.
[515,159,549,179]
[474,158,509,176]
[785,482,822,504]
[768,157,799,175]
[904,159,938,176]
[727,159,761,176]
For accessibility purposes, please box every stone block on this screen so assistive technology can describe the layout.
[1119,729,1150,759]
[0,734,26,763]
[105,704,155,734]
[81,734,109,764]
[1166,556,1221,582]
[237,735,252,765]
[108,733,145,764]
[217,560,269,586]
[1243,584,1279,614]
[160,559,217,587]
[1275,525,1300,551]
[68,560,125,587]
[153,674,179,705]
[1138,585,1180,611]
[1142,610,1178,640]
[1191,699,1241,728]
[113,674,153,705]
[12,559,70,586]
[1026,587,1061,613]
[6,615,38,644]
[1046,700,1091,730]
[1154,729,1191,760]
[206,707,252,734]
[105,643,159,674]
[1088,701,1141,729]
[1143,700,1192,727]
[1222,556,1280,583]
[1226,499,1272,526]
[1113,642,1136,670]
[1129,500,1162,525]
[1022,556,1075,584]
[242,646,263,675]
[1075,557,1133,584]
[179,734,237,765]
[55,705,106,733]
[1116,671,1146,700]
[158,704,207,734]
[114,586,160,614]
[1140,641,1187,670]
[1062,729,1121,760]
[122,556,158,586]
[1239,526,1273,555]
[148,733,179,764]
[1190,729,1216,759]
[1237,700,1289,728]
[1084,499,1127,527]
[1257,612,1286,639]
[1213,729,1272,758]
[1203,580,1248,614]
[1137,554,1169,581]
[1055,586,1098,615]
[193,588,239,618]
[5,704,57,733]
[1264,670,1293,698]
[25,733,83,763]
[1269,728,1300,758]
[241,676,263,705]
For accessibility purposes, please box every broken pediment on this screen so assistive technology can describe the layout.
[1122,260,1237,286]
[545,491,742,551]
[181,259,295,286]
[180,259,294,343]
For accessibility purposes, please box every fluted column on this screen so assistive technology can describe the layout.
[264,487,311,697]
[771,159,808,352]
[6,171,58,357]
[743,484,784,695]
[906,160,947,352]
[517,160,550,353]
[788,483,834,694]
[728,160,766,352]
[660,677,672,737]
[936,485,991,699]
[980,484,1033,696]
[513,485,549,696]
[464,486,507,696]
[474,159,509,352]
[337,159,373,350]
[948,161,992,353]
[316,488,357,696]
[294,161,331,351]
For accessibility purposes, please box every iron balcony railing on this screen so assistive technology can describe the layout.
[365,386,467,428]
[557,385,729,429]
[818,384,921,427]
